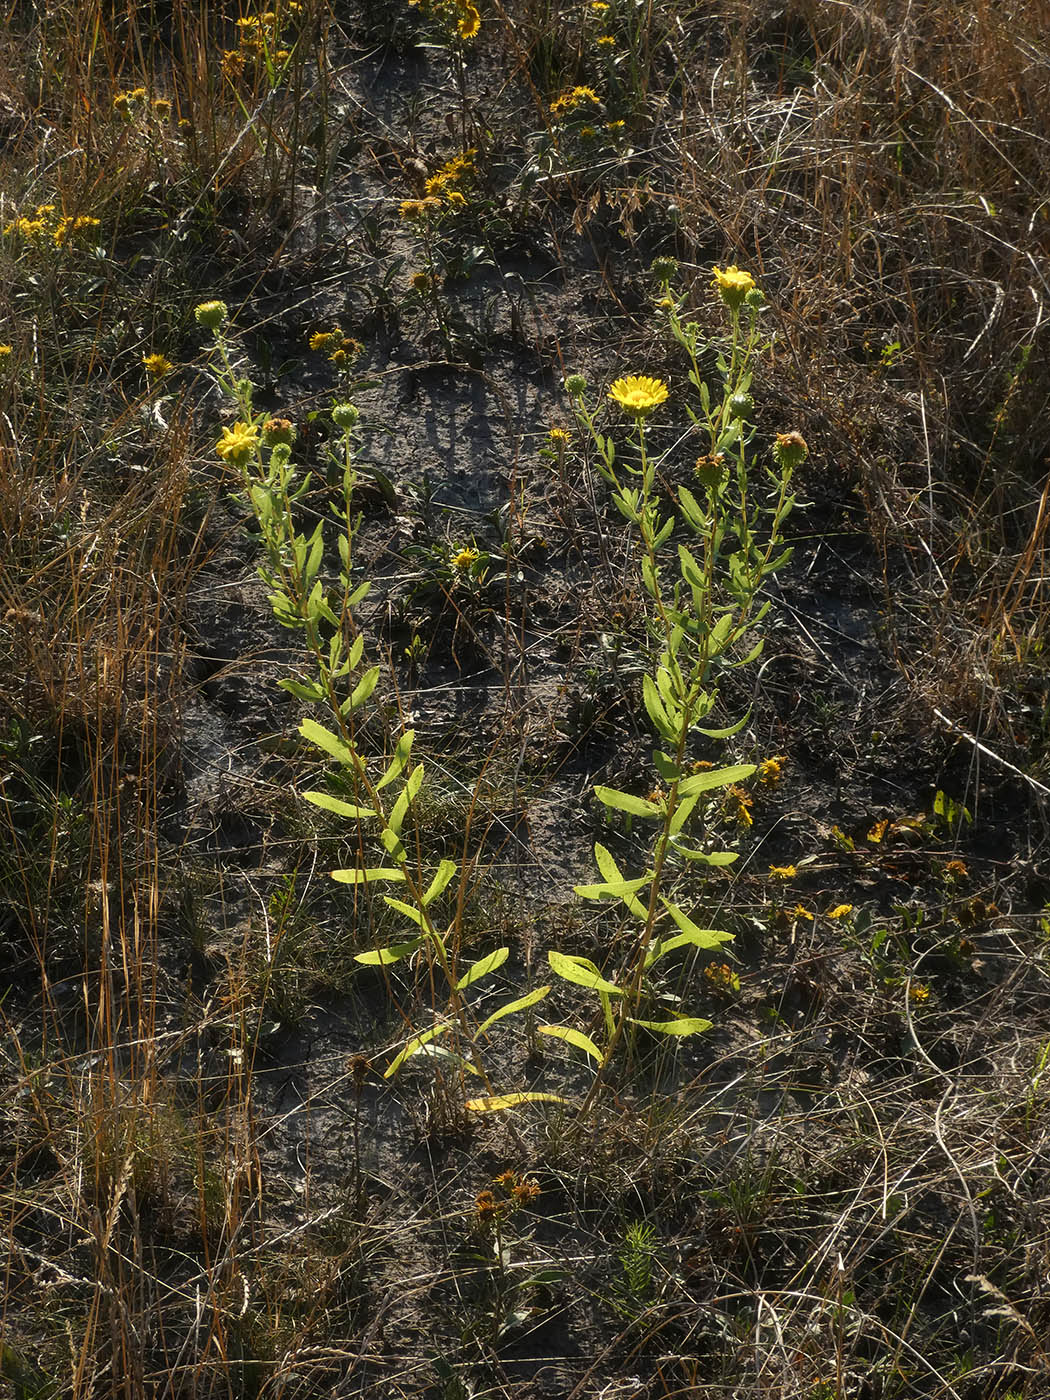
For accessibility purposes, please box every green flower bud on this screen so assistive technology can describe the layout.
[650,256,678,283]
[728,392,754,420]
[332,402,360,429]
[772,431,809,472]
[194,299,228,330]
[693,453,727,490]
[262,417,295,447]
[564,374,587,397]
[745,287,765,310]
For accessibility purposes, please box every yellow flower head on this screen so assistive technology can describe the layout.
[456,3,481,39]
[608,374,669,417]
[909,983,931,1004]
[548,426,569,446]
[758,755,786,785]
[309,330,340,351]
[768,864,797,880]
[712,264,756,310]
[550,85,600,117]
[451,546,479,571]
[153,98,172,119]
[826,904,854,920]
[399,197,442,221]
[215,421,261,466]
[143,352,174,377]
[596,34,615,47]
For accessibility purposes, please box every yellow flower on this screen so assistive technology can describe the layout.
[725,785,753,828]
[606,119,625,130]
[909,983,931,1004]
[153,98,172,119]
[550,85,600,117]
[607,374,669,417]
[142,352,174,377]
[215,421,261,466]
[309,330,340,351]
[772,430,809,471]
[792,903,814,922]
[548,426,569,445]
[596,34,615,47]
[591,1,609,10]
[758,755,786,785]
[826,904,854,920]
[456,3,481,39]
[657,296,675,311]
[399,197,441,220]
[768,864,796,879]
[0,344,12,358]
[712,263,756,310]
[445,189,467,208]
[451,546,479,571]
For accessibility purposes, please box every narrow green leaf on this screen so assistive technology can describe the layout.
[348,634,365,670]
[537,1024,603,1063]
[594,787,662,819]
[666,842,739,866]
[677,763,756,797]
[548,950,623,996]
[346,580,371,607]
[456,946,509,991]
[375,729,414,791]
[385,1023,449,1078]
[465,1092,569,1112]
[330,865,407,884]
[355,935,425,966]
[696,710,751,739]
[668,790,702,836]
[593,842,623,885]
[348,665,380,711]
[422,858,457,907]
[629,1016,712,1036]
[278,678,326,702]
[661,899,734,949]
[301,790,374,819]
[383,896,426,928]
[300,717,356,766]
[652,751,681,783]
[642,675,677,742]
[475,986,550,1038]
[574,875,652,901]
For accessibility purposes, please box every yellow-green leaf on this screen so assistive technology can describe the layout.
[330,865,407,884]
[629,1016,712,1036]
[548,950,623,996]
[456,946,509,991]
[475,986,550,1038]
[677,763,755,797]
[537,1024,603,1063]
[355,935,425,966]
[594,786,662,818]
[465,1092,569,1112]
[301,790,374,820]
[385,1023,449,1078]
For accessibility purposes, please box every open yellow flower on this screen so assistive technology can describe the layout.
[216,421,261,466]
[712,264,755,309]
[451,546,479,571]
[456,3,480,38]
[608,375,669,417]
[143,352,174,377]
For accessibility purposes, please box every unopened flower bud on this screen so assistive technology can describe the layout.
[728,392,754,420]
[332,402,360,429]
[772,431,809,471]
[194,300,228,330]
[564,374,587,397]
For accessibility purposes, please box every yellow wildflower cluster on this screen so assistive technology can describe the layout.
[423,149,476,209]
[724,784,753,829]
[550,85,601,118]
[143,352,174,378]
[222,3,301,79]
[112,88,171,121]
[407,0,481,42]
[399,197,443,222]
[308,328,362,368]
[758,754,787,785]
[4,203,100,247]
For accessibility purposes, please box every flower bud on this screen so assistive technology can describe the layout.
[564,374,587,397]
[194,300,228,330]
[772,431,809,472]
[262,417,295,447]
[332,402,360,429]
[728,392,754,420]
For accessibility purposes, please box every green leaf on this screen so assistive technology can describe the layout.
[465,1091,569,1112]
[666,842,739,866]
[301,790,374,819]
[475,986,550,1038]
[537,1024,603,1063]
[346,580,371,608]
[668,791,702,835]
[422,858,457,907]
[594,786,662,818]
[677,763,756,797]
[330,865,407,885]
[678,544,705,588]
[278,678,326,702]
[456,946,509,991]
[696,711,751,739]
[300,717,356,766]
[547,950,623,996]
[590,843,650,919]
[383,896,426,928]
[387,762,424,836]
[348,633,365,670]
[652,750,680,783]
[629,1016,712,1036]
[385,1023,449,1078]
[348,665,380,711]
[661,898,734,949]
[376,729,414,791]
[642,675,678,742]
[355,935,425,966]
[574,875,652,901]
[646,929,733,968]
